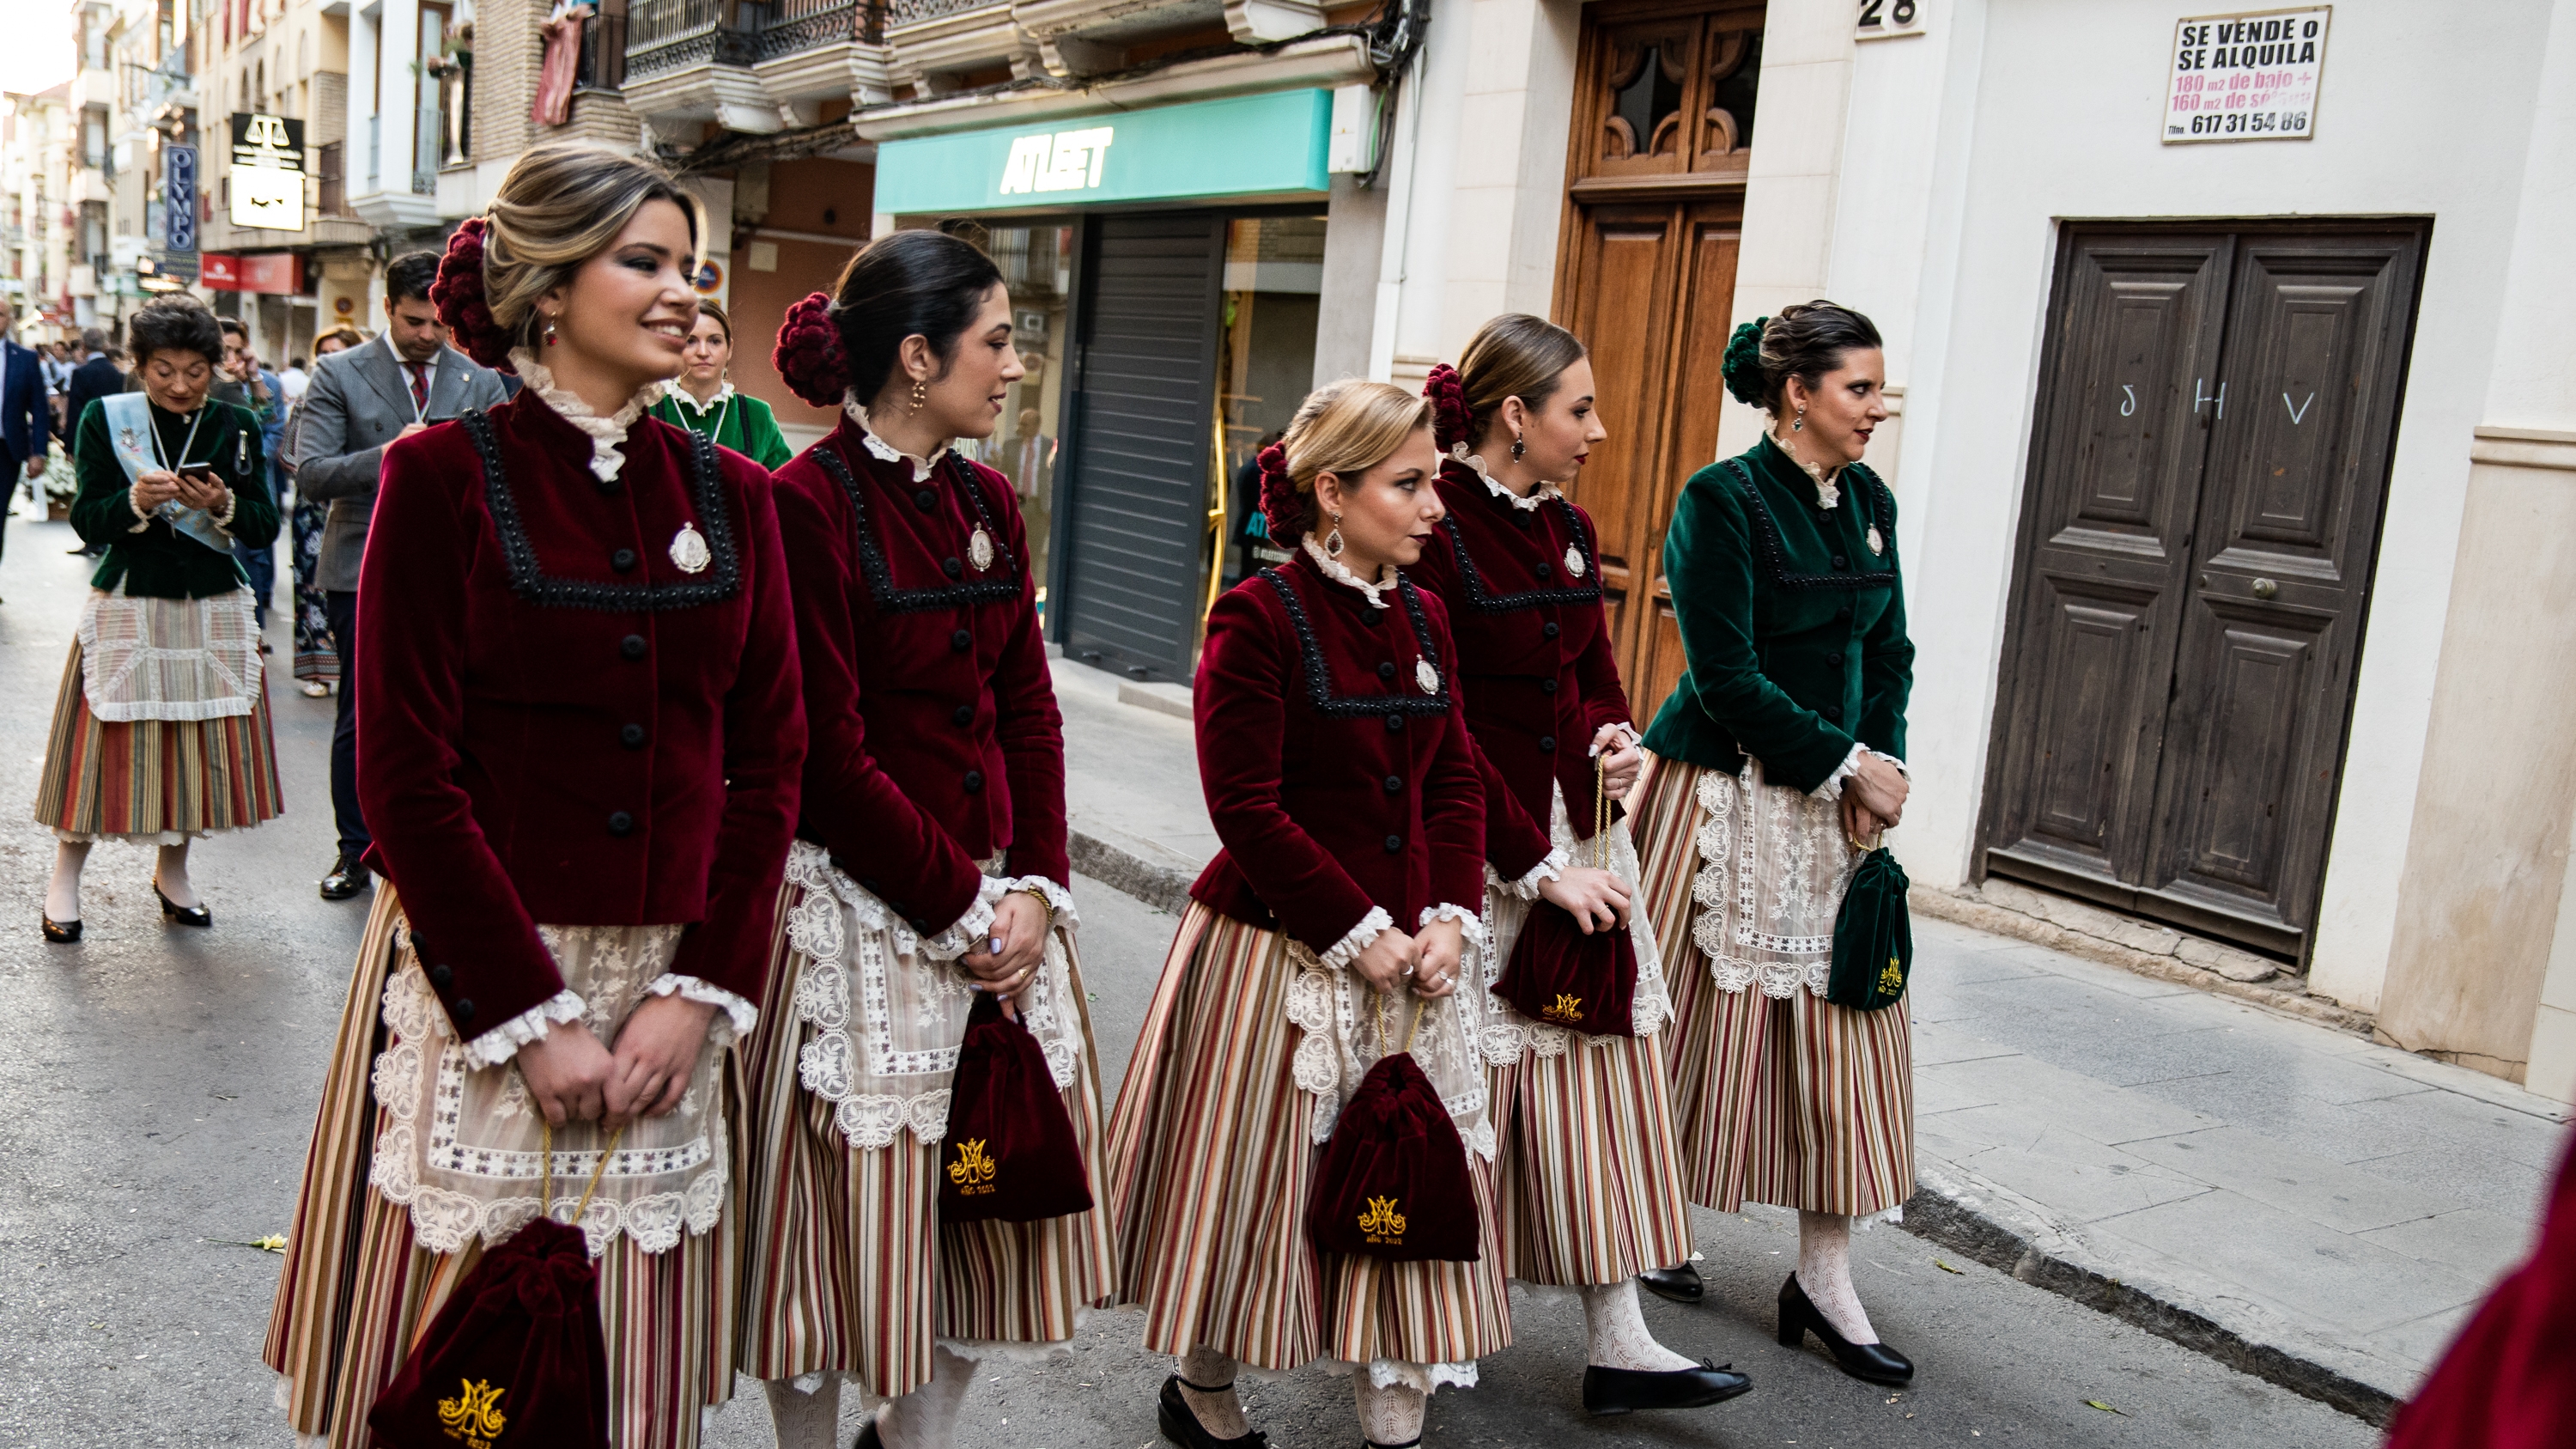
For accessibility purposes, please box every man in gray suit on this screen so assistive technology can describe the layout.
[293,250,508,901]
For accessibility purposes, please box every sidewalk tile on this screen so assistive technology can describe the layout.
[1941,1125,2213,1223]
[2336,1089,2571,1174]
[2357,1206,2538,1288]
[2104,1035,2434,1105]
[1909,1019,2020,1068]
[1917,1054,2221,1148]
[2361,1303,2474,1387]
[2087,1188,2485,1337]
[2121,1126,2469,1233]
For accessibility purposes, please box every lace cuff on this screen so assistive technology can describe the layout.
[1812,743,1869,801]
[460,989,586,1069]
[1868,747,1910,780]
[1588,721,1642,756]
[1418,903,1488,953]
[1002,874,1080,930]
[1499,847,1568,900]
[1318,907,1395,971]
[644,973,758,1039]
[920,875,1012,962]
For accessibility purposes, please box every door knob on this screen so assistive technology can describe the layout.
[2251,577,2279,600]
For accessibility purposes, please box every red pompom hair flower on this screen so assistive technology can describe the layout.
[1256,441,1304,543]
[773,292,849,408]
[430,218,515,373]
[1422,362,1471,454]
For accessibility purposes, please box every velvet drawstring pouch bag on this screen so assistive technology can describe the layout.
[368,1117,617,1449]
[1306,993,1481,1263]
[1492,757,1640,1035]
[1826,835,1913,1012]
[939,990,1094,1224]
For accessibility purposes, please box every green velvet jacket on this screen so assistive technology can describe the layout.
[649,387,794,471]
[71,396,278,600]
[1641,433,1914,792]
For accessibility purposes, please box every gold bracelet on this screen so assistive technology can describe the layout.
[1013,884,1056,934]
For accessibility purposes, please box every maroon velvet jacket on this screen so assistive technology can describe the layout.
[1405,461,1633,878]
[356,393,806,1047]
[1189,551,1487,956]
[769,415,1068,936]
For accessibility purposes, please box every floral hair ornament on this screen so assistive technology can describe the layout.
[1719,317,1771,406]
[772,291,850,408]
[1256,440,1307,542]
[1421,362,1472,454]
[429,217,516,373]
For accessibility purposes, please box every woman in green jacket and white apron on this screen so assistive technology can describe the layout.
[649,298,793,469]
[36,295,283,941]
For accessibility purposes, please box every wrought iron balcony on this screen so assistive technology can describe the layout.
[758,0,884,58]
[885,0,1004,27]
[629,0,767,80]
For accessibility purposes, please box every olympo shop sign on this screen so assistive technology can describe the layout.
[874,89,1332,215]
[2163,7,2330,143]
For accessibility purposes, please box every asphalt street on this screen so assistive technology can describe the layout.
[0,508,2379,1447]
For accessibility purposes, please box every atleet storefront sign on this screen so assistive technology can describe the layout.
[874,89,1334,215]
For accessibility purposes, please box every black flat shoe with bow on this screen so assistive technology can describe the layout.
[156,885,212,928]
[1582,1359,1753,1414]
[1158,1374,1269,1449]
[1777,1272,1913,1385]
[41,914,81,943]
[1639,1262,1704,1304]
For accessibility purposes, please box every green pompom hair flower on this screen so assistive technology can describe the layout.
[1721,317,1770,405]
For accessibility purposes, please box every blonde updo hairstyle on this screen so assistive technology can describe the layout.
[481,143,703,357]
[1257,380,1435,540]
[1455,314,1586,449]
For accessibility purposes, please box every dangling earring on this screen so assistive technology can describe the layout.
[1792,405,1804,433]
[1324,511,1346,558]
[1510,432,1527,461]
[544,314,559,346]
[908,376,928,415]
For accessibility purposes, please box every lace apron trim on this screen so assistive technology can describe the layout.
[76,584,263,721]
[780,840,1082,1150]
[1286,931,1498,1165]
[369,918,738,1257]
[1476,781,1674,1063]
[1691,758,1861,997]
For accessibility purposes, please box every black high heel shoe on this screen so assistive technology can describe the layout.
[1157,1374,1269,1448]
[1777,1273,1913,1385]
[41,914,81,943]
[155,884,212,928]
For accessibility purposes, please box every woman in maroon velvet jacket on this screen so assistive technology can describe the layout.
[264,144,806,1449]
[1104,381,1504,1449]
[1405,316,1745,1417]
[732,230,1110,1449]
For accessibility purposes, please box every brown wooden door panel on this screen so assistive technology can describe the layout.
[2139,228,2424,941]
[1984,232,2229,886]
[1641,592,1689,722]
[1564,205,1680,582]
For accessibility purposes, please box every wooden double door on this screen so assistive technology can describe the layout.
[1980,221,2427,959]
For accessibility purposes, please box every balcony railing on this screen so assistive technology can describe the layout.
[579,10,629,90]
[885,0,997,26]
[628,0,766,79]
[757,0,879,56]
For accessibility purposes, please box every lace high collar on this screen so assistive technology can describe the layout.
[1449,443,1560,511]
[844,398,951,483]
[509,349,659,483]
[1765,429,1844,509]
[664,379,736,416]
[1301,535,1395,610]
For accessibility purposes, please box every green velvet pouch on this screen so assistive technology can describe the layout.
[1827,846,1913,1011]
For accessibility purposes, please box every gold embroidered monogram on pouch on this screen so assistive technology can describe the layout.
[948,1137,998,1195]
[436,1377,507,1447]
[1358,1194,1407,1245]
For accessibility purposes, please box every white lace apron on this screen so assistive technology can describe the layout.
[369,920,738,1257]
[1691,758,1862,996]
[1475,781,1673,1063]
[1289,925,1498,1165]
[77,582,263,721]
[778,840,1083,1150]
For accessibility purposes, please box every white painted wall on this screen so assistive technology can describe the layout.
[1855,0,2563,1014]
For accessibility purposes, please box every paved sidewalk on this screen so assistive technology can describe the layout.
[1048,656,2573,1422]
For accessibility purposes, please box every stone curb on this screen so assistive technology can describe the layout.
[1898,1183,2400,1427]
[1068,827,1195,917]
[1911,886,2379,1037]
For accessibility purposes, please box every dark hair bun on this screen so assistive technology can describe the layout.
[773,291,849,407]
[1720,318,1769,406]
[432,219,514,372]
[1255,441,1301,541]
[1422,363,1471,453]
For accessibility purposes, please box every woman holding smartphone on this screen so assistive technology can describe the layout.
[34,295,282,941]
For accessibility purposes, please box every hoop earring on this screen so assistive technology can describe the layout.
[1510,433,1527,461]
[908,377,928,415]
[1792,405,1804,433]
[1324,511,1346,559]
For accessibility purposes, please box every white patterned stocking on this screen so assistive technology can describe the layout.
[1176,1347,1249,1438]
[1797,1210,1880,1344]
[760,1375,841,1449]
[1352,1375,1425,1446]
[46,839,88,922]
[874,1345,975,1449]
[1580,1278,1698,1371]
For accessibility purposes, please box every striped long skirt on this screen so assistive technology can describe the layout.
[1630,758,1915,1221]
[34,638,283,840]
[263,887,738,1449]
[732,878,1116,1398]
[1104,904,1511,1380]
